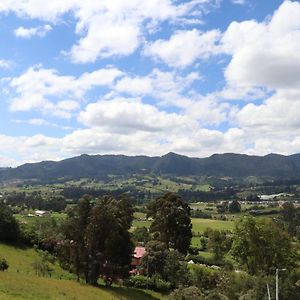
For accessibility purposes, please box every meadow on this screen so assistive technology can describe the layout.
[0,243,166,300]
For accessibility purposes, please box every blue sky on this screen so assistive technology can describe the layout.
[0,0,300,166]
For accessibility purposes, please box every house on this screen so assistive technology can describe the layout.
[131,246,146,275]
[34,210,50,217]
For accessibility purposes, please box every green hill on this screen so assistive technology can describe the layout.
[1,152,300,183]
[0,243,165,300]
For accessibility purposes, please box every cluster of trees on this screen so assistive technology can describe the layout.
[1,191,300,299]
[4,192,66,212]
[216,200,241,214]
[60,195,134,285]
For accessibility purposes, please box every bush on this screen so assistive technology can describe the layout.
[0,258,9,271]
[169,286,205,300]
[125,275,171,292]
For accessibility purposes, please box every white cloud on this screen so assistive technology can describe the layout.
[14,24,52,38]
[114,68,199,99]
[7,66,123,117]
[0,0,215,63]
[222,0,300,91]
[0,59,12,69]
[78,97,194,133]
[144,29,221,68]
[231,0,246,5]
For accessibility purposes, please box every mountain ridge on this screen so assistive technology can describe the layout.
[1,152,300,183]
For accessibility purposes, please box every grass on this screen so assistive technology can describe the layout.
[0,273,166,300]
[0,243,166,300]
[191,218,234,234]
[0,243,73,280]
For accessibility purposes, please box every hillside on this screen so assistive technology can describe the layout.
[1,152,300,183]
[0,243,165,300]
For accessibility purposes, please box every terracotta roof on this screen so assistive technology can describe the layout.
[133,246,146,259]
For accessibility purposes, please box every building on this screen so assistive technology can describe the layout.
[34,210,50,217]
[131,246,146,275]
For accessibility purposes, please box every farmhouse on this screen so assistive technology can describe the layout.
[131,246,146,275]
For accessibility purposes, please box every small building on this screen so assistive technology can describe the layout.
[131,246,146,275]
[34,210,50,217]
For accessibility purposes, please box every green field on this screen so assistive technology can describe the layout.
[191,218,234,234]
[0,243,166,300]
[0,272,166,300]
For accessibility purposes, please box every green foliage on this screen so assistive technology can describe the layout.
[281,202,300,238]
[31,249,55,277]
[207,229,232,262]
[62,194,134,285]
[169,286,205,300]
[162,250,189,288]
[131,226,150,245]
[189,265,220,291]
[0,258,9,271]
[125,275,171,293]
[231,217,297,275]
[228,200,241,213]
[148,193,192,254]
[142,240,168,277]
[0,201,20,243]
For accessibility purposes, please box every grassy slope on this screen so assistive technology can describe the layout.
[0,273,165,300]
[0,243,165,300]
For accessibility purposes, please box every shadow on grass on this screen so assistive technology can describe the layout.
[99,285,165,300]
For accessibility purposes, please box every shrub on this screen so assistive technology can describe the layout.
[125,275,171,292]
[0,258,9,271]
[169,286,205,300]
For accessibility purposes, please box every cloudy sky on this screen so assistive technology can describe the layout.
[0,0,299,166]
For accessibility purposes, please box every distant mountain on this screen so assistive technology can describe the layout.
[1,152,300,183]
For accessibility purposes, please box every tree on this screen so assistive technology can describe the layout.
[169,286,205,300]
[0,201,19,243]
[63,195,91,281]
[207,230,232,262]
[228,200,241,213]
[162,250,189,288]
[231,217,297,275]
[147,193,192,254]
[62,194,134,285]
[131,226,150,245]
[142,240,168,277]
[281,202,300,238]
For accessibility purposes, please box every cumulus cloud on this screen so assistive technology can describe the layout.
[222,0,300,91]
[14,24,52,38]
[78,97,194,133]
[144,29,221,68]
[0,0,214,63]
[7,66,123,117]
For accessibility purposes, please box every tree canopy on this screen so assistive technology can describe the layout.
[147,192,192,254]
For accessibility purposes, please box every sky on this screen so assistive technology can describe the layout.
[0,0,300,166]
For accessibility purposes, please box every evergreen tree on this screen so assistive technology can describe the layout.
[147,193,192,254]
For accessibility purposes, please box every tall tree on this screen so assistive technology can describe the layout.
[62,194,134,285]
[147,193,192,254]
[231,217,297,275]
[0,201,19,243]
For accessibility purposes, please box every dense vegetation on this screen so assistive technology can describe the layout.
[0,185,299,299]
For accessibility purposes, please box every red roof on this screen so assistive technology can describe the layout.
[133,247,146,259]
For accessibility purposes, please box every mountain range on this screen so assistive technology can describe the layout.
[1,152,300,183]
